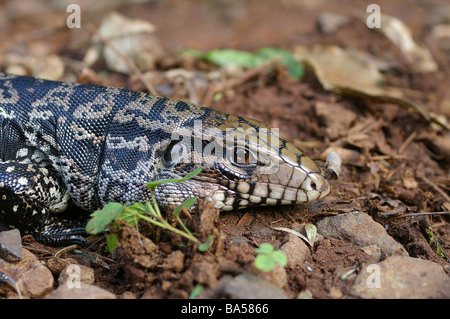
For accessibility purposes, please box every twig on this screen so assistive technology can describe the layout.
[55,244,79,258]
[420,175,450,203]
[370,154,408,161]
[202,57,281,106]
[396,211,450,218]
[398,131,417,154]
[85,23,158,95]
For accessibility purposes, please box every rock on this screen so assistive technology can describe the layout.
[229,236,251,246]
[250,224,275,237]
[0,249,53,298]
[350,256,450,299]
[58,264,95,286]
[279,233,310,268]
[45,282,116,299]
[297,289,313,299]
[255,264,288,289]
[317,12,349,34]
[0,229,22,261]
[361,245,382,261]
[316,212,408,258]
[220,274,288,299]
[47,256,79,275]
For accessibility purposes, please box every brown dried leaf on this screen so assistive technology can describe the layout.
[378,14,438,73]
[84,12,163,74]
[294,44,449,131]
[321,146,365,167]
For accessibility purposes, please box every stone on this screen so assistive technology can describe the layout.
[317,12,349,34]
[350,256,450,299]
[0,229,22,261]
[58,264,95,286]
[316,212,408,258]
[45,282,116,299]
[361,245,382,261]
[280,233,310,268]
[0,249,53,298]
[255,264,288,289]
[221,274,288,299]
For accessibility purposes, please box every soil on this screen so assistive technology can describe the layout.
[0,0,449,299]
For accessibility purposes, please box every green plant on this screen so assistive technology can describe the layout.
[254,243,287,272]
[86,168,203,251]
[182,47,304,80]
[425,226,445,258]
[189,284,205,299]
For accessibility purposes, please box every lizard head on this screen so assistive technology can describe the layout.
[154,109,334,211]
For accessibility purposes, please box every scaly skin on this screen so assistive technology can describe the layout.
[0,73,333,245]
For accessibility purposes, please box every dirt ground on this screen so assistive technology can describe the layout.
[0,0,449,299]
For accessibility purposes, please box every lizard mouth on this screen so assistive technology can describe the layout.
[205,166,331,211]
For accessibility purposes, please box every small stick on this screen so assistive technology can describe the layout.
[420,175,450,203]
[398,131,417,154]
[85,23,158,95]
[396,211,450,218]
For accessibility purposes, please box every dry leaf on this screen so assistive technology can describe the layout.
[84,12,163,74]
[294,44,448,131]
[31,54,64,81]
[321,146,365,167]
[378,14,437,73]
[403,176,418,189]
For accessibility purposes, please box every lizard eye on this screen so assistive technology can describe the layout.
[163,140,183,166]
[232,146,253,165]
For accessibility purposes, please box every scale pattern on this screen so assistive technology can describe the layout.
[0,73,332,245]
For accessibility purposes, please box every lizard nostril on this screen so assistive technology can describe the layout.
[310,181,317,190]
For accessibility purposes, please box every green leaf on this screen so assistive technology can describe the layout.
[213,92,223,102]
[178,48,204,59]
[146,167,203,189]
[198,235,214,252]
[254,254,276,272]
[271,250,288,267]
[203,49,257,69]
[202,47,304,80]
[254,243,287,271]
[255,47,304,80]
[426,227,445,257]
[173,196,198,217]
[107,233,118,252]
[254,243,274,254]
[86,202,125,235]
[119,202,146,226]
[189,284,205,299]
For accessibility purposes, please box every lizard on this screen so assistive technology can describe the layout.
[0,72,340,247]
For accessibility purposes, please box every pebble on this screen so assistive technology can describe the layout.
[279,233,310,268]
[317,12,349,34]
[351,256,450,298]
[0,249,53,298]
[45,282,116,299]
[0,229,22,261]
[316,212,408,258]
[58,264,95,286]
[220,274,288,299]
[255,263,288,289]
